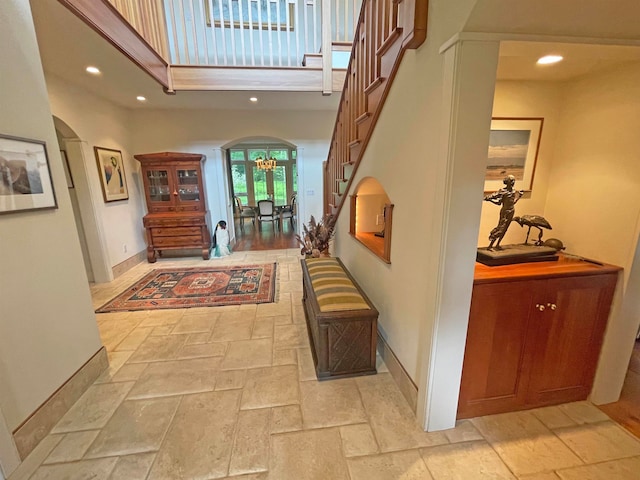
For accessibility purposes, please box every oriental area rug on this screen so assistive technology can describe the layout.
[95,264,277,313]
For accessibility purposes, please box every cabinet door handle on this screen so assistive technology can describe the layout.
[535,304,546,311]
[547,303,557,310]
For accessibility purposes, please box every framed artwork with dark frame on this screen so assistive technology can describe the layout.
[94,146,129,202]
[0,134,58,215]
[485,117,544,193]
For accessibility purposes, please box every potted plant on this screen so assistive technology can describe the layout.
[296,214,336,257]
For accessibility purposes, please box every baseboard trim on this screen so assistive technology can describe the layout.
[112,250,146,278]
[12,347,108,460]
[377,332,419,413]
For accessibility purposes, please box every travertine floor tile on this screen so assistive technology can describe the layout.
[270,405,303,434]
[555,456,640,480]
[530,406,577,430]
[268,428,350,480]
[211,317,254,342]
[347,449,432,480]
[176,342,227,359]
[241,365,299,409]
[472,411,582,476]
[339,424,379,457]
[442,419,484,443]
[85,397,180,458]
[300,379,368,428]
[554,421,640,463]
[274,324,309,350]
[52,382,134,433]
[557,401,610,425]
[229,408,270,476]
[221,338,273,370]
[127,357,220,399]
[30,458,118,480]
[127,335,188,363]
[148,390,240,480]
[356,374,448,452]
[420,440,516,479]
[43,430,99,464]
[170,314,217,334]
[109,453,156,480]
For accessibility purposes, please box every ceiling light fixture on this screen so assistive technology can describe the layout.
[537,55,564,65]
[250,97,258,102]
[86,66,101,74]
[136,96,147,102]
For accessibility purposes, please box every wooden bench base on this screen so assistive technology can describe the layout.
[301,258,378,380]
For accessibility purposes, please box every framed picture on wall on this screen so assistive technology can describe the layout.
[94,146,129,202]
[0,134,58,214]
[485,117,544,193]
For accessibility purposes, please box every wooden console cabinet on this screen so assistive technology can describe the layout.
[457,256,621,419]
[135,152,211,263]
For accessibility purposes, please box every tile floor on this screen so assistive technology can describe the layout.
[9,249,640,479]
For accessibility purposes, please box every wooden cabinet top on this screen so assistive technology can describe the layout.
[474,254,622,284]
[134,152,205,163]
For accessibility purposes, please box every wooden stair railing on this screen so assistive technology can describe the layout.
[324,0,428,218]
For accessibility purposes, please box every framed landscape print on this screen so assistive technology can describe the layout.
[485,118,544,193]
[0,134,58,214]
[94,146,129,202]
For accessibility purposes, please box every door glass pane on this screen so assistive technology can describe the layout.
[269,149,288,161]
[253,167,268,201]
[232,164,248,197]
[176,169,200,202]
[230,149,245,161]
[273,166,287,205]
[147,170,170,202]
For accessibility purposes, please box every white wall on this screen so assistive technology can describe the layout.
[543,63,640,403]
[0,0,102,460]
[129,108,335,231]
[46,74,148,269]
[478,81,563,246]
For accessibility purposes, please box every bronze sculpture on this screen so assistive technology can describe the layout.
[484,175,523,250]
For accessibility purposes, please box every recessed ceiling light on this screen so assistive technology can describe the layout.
[136,96,147,102]
[537,55,564,65]
[85,66,101,74]
[249,97,258,102]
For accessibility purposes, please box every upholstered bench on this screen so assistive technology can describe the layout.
[301,257,378,379]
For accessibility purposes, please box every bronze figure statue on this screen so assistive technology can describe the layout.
[513,215,552,245]
[484,175,523,250]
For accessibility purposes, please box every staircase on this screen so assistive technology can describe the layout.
[324,0,428,217]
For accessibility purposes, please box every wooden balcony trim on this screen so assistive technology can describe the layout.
[57,0,169,89]
[171,65,346,92]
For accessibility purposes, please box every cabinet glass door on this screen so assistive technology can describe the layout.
[176,168,200,202]
[146,169,171,202]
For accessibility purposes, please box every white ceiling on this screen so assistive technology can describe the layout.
[29,1,640,109]
[29,0,340,111]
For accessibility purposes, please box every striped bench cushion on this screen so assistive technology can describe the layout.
[305,258,370,312]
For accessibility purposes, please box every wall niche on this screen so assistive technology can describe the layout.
[349,177,394,263]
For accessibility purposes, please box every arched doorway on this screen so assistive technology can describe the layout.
[53,116,111,282]
[223,137,300,251]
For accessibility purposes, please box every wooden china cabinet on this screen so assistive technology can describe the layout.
[457,255,621,419]
[135,152,211,263]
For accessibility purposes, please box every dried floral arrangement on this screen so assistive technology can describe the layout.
[296,214,336,257]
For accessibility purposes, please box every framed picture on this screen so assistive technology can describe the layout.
[0,134,58,215]
[94,147,129,202]
[485,117,544,193]
[60,150,74,188]
[205,0,295,30]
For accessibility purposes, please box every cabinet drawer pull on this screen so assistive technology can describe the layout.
[536,304,545,311]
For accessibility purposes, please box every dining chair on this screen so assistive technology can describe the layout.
[257,199,279,232]
[234,196,255,231]
[279,193,297,230]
